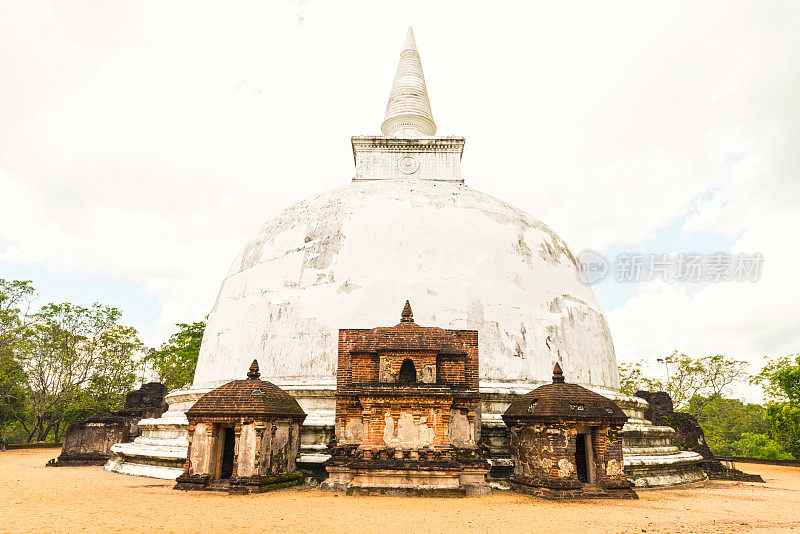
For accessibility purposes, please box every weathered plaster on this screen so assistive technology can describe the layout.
[606,458,623,477]
[193,179,619,392]
[558,458,575,478]
[344,418,363,443]
[188,423,209,475]
[237,423,256,477]
[393,412,434,448]
[448,410,472,447]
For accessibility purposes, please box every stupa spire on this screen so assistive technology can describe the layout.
[380,27,437,138]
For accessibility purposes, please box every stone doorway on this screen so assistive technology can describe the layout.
[220,427,236,480]
[575,433,591,483]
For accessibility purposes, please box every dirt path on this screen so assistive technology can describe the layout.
[2,449,799,533]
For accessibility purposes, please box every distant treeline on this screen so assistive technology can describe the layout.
[620,352,800,460]
[0,278,204,446]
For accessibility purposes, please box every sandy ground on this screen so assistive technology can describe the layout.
[2,449,799,534]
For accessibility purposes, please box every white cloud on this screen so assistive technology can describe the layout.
[1,1,799,376]
[609,149,800,401]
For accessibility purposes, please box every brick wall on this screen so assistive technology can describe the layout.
[337,326,478,389]
[508,420,628,491]
[335,315,480,450]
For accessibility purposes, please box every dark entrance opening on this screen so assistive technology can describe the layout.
[575,433,589,483]
[399,359,417,383]
[220,426,236,480]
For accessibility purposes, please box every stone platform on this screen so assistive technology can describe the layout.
[106,380,706,488]
[105,389,200,479]
[509,479,639,500]
[324,465,489,497]
[320,445,491,496]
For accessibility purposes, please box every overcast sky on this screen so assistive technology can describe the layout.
[1,1,798,400]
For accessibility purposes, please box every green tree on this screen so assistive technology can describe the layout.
[665,353,748,414]
[619,352,748,414]
[0,356,28,448]
[60,323,142,432]
[619,353,781,458]
[690,396,774,457]
[754,353,800,459]
[145,321,205,391]
[619,360,665,396]
[20,302,143,442]
[0,279,35,447]
[730,432,792,460]
[0,279,145,444]
[0,279,35,350]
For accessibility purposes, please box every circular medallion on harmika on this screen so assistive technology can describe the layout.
[399,155,419,175]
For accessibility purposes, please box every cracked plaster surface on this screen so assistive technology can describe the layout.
[194,180,619,391]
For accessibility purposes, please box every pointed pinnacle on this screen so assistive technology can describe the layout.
[381,28,436,137]
[401,300,414,322]
[403,27,417,51]
[247,359,261,380]
[552,362,565,383]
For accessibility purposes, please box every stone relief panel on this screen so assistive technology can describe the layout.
[189,423,209,475]
[382,412,434,448]
[383,413,396,445]
[258,423,273,473]
[344,418,364,443]
[420,364,436,384]
[379,355,397,383]
[237,423,257,477]
[271,424,290,474]
[397,412,434,447]
[448,410,472,447]
[287,423,298,472]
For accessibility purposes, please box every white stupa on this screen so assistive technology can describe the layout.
[194,27,619,392]
[106,28,704,487]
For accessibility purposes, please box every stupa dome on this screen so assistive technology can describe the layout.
[193,178,620,392]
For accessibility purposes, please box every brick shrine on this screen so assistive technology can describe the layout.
[321,301,490,495]
[174,360,306,494]
[502,363,638,499]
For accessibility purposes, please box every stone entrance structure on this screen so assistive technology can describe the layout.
[174,360,306,494]
[502,364,637,499]
[322,301,490,495]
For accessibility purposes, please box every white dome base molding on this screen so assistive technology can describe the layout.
[104,389,202,480]
[106,384,705,488]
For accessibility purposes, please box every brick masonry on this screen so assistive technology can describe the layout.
[503,365,637,499]
[323,301,490,495]
[174,361,307,494]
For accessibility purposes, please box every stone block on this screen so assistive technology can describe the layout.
[52,415,131,466]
